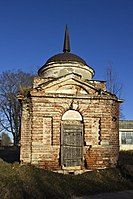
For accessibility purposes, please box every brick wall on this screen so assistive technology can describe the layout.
[20,80,119,170]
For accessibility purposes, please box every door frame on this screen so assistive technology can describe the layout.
[61,120,83,170]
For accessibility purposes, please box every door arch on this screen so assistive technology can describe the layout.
[61,110,83,169]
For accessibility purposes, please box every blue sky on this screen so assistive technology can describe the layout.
[0,0,133,119]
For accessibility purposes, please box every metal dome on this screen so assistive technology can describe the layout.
[38,26,94,79]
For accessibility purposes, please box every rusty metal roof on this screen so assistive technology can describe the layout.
[45,52,87,65]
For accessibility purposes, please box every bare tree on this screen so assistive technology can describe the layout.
[0,70,33,145]
[1,132,12,146]
[106,65,123,98]
[105,64,124,119]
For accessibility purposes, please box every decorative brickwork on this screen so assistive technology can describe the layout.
[19,73,120,171]
[19,28,121,172]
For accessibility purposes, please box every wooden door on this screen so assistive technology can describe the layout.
[61,121,83,168]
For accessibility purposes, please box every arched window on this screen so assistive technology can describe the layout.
[62,110,82,121]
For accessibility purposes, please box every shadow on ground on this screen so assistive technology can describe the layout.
[0,146,20,163]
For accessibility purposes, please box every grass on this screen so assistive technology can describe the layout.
[0,150,133,199]
[0,146,20,163]
[118,150,133,165]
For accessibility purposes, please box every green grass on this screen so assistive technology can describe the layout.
[0,151,133,199]
[0,163,133,199]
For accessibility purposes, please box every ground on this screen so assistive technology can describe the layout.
[0,148,133,199]
[74,190,133,199]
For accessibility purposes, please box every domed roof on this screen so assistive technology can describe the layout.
[38,26,95,79]
[38,51,87,76]
[45,52,87,65]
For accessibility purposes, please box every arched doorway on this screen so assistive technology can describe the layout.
[61,110,83,169]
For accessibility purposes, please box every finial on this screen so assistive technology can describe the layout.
[63,25,70,52]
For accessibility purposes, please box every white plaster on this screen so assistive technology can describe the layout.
[62,110,82,121]
[120,145,133,151]
[43,117,52,144]
[72,103,79,110]
[101,140,109,145]
[40,62,94,80]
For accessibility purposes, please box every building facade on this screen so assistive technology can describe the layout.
[119,120,133,151]
[20,28,121,173]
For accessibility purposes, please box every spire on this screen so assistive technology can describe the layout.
[63,25,70,53]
